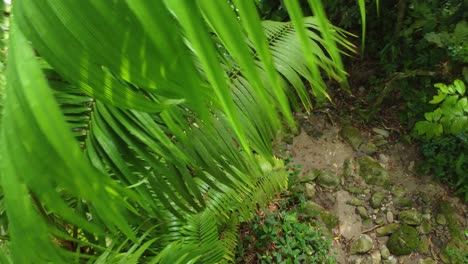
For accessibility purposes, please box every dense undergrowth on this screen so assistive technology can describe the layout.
[235,161,334,264]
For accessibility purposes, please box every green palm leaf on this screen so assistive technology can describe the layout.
[0,1,358,263]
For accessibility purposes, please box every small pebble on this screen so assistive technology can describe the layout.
[386,211,394,223]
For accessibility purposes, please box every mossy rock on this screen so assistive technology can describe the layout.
[319,210,339,231]
[341,125,364,150]
[418,219,432,235]
[398,209,422,226]
[439,239,468,264]
[370,191,386,209]
[418,235,430,254]
[437,202,462,241]
[342,158,359,178]
[301,169,320,182]
[387,225,420,255]
[301,201,338,231]
[350,234,374,254]
[358,156,389,186]
[343,184,363,194]
[301,201,324,219]
[359,142,378,155]
[316,169,341,189]
[394,196,413,208]
[376,223,400,236]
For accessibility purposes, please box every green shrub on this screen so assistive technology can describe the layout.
[235,161,334,264]
[418,134,468,201]
[414,79,468,201]
[236,211,333,264]
[415,80,467,138]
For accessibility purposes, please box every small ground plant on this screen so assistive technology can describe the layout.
[235,161,334,264]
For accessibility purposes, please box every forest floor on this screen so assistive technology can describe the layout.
[274,111,468,264]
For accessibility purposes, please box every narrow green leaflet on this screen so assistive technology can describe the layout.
[1,18,135,262]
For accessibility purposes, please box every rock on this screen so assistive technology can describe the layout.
[348,254,373,264]
[439,239,468,264]
[343,158,359,178]
[348,197,365,206]
[344,185,364,194]
[422,213,431,220]
[362,219,373,229]
[386,211,394,223]
[342,125,365,150]
[360,142,378,155]
[376,223,400,236]
[375,217,386,225]
[358,156,389,186]
[407,161,415,171]
[391,186,405,197]
[431,236,444,249]
[301,169,320,182]
[370,191,386,209]
[395,196,413,208]
[398,210,422,226]
[370,250,381,264]
[419,259,436,264]
[419,192,431,204]
[436,214,447,225]
[350,234,374,254]
[301,201,323,218]
[418,235,430,254]
[372,128,390,138]
[373,134,385,140]
[387,225,420,255]
[378,154,389,164]
[382,256,398,264]
[301,201,338,231]
[319,210,339,231]
[316,169,340,189]
[304,183,316,198]
[418,220,432,234]
[357,206,369,219]
[335,190,363,240]
[380,245,391,260]
[374,139,388,146]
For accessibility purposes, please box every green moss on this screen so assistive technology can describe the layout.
[358,156,389,186]
[319,211,338,231]
[439,240,468,264]
[387,225,420,256]
[437,201,462,241]
[436,202,468,263]
[300,201,338,232]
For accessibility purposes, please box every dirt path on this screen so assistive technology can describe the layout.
[286,113,467,264]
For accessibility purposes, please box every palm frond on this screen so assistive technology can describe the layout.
[0,1,356,263]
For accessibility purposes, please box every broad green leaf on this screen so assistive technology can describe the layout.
[454,79,466,95]
[429,92,447,104]
[432,108,442,121]
[415,121,443,138]
[450,116,467,134]
[424,112,433,121]
[435,83,449,94]
[441,95,461,116]
[459,97,468,112]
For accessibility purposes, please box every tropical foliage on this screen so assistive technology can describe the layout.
[0,1,354,263]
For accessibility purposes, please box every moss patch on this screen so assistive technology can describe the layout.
[387,225,420,255]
